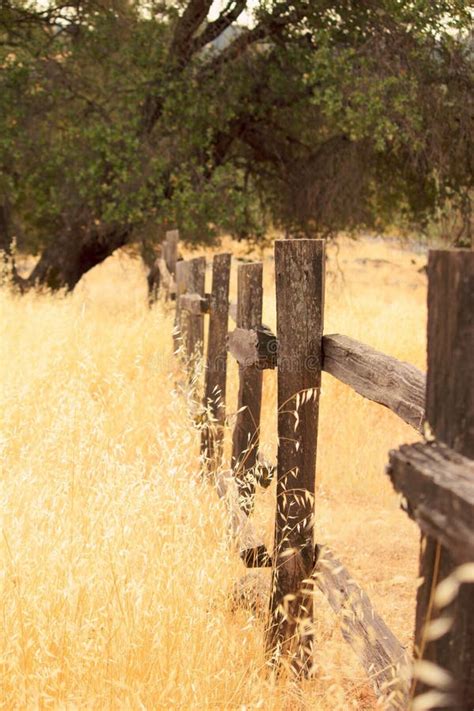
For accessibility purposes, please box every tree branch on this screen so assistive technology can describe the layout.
[205,2,312,71]
[190,0,247,54]
[168,0,214,63]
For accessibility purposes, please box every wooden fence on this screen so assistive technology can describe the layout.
[160,229,474,709]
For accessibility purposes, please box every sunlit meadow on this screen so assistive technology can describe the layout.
[1,237,426,709]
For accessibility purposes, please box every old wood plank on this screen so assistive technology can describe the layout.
[388,442,474,563]
[312,546,411,706]
[266,239,325,674]
[184,256,206,362]
[201,253,231,469]
[231,262,263,514]
[426,252,474,459]
[413,250,474,709]
[322,334,426,432]
[226,328,426,429]
[227,326,277,369]
[163,229,179,276]
[174,259,190,351]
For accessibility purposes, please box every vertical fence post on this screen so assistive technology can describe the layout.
[164,229,179,280]
[266,239,325,674]
[174,259,189,352]
[173,256,206,362]
[185,256,206,363]
[231,262,263,513]
[413,250,474,707]
[201,253,231,471]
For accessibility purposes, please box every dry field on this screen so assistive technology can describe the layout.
[1,236,428,709]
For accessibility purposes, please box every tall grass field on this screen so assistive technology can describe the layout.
[1,237,427,709]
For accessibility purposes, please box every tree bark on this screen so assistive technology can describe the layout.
[25,223,132,291]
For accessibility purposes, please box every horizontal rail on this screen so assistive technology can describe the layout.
[227,326,277,369]
[387,442,474,563]
[323,335,426,432]
[225,327,426,432]
[312,546,410,704]
[231,534,409,703]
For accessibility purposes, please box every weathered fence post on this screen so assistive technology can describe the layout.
[231,262,263,513]
[174,259,189,351]
[412,250,474,707]
[174,256,206,364]
[266,239,325,675]
[184,256,206,363]
[164,229,179,279]
[201,253,231,470]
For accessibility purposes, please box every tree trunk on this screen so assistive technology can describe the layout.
[0,198,23,288]
[25,224,132,291]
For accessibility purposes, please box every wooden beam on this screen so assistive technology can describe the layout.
[226,329,426,430]
[231,262,263,514]
[174,259,190,351]
[163,229,179,276]
[229,301,237,323]
[184,257,206,362]
[426,252,474,459]
[227,326,277,369]
[312,546,410,706]
[201,253,231,470]
[413,250,474,709]
[322,334,425,432]
[387,442,474,563]
[224,531,411,705]
[267,239,325,675]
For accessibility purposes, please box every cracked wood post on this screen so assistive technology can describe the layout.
[413,250,474,709]
[201,253,231,471]
[230,262,263,513]
[266,239,325,675]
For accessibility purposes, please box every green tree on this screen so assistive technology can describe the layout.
[0,0,472,290]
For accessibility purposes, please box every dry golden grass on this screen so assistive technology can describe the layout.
[1,236,426,709]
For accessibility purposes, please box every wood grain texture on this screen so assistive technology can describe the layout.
[266,239,325,674]
[230,262,263,514]
[184,256,206,362]
[227,326,277,369]
[322,334,426,432]
[426,251,474,459]
[414,250,474,709]
[174,259,190,351]
[388,442,474,563]
[312,546,410,706]
[201,253,231,469]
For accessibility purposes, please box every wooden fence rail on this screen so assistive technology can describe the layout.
[167,231,473,709]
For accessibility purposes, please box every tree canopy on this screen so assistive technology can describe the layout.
[0,0,472,289]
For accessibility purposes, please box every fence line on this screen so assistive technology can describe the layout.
[163,229,474,708]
